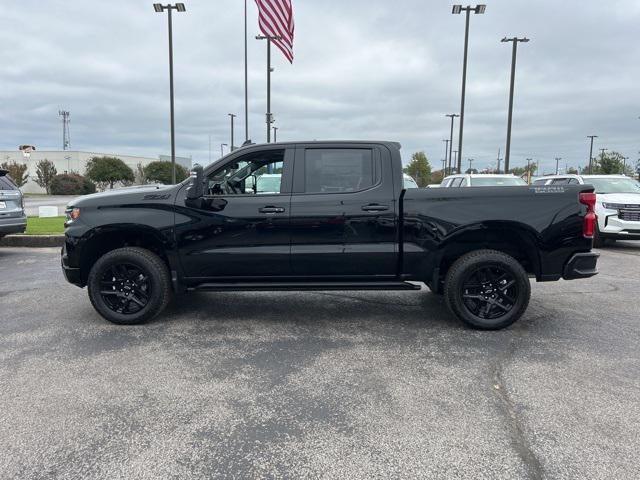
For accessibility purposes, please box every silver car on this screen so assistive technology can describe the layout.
[0,170,27,238]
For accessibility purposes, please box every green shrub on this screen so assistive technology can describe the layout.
[50,173,96,195]
[144,161,189,184]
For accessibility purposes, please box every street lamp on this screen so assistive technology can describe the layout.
[153,2,186,184]
[228,113,236,151]
[467,158,474,172]
[445,113,459,174]
[587,135,598,174]
[443,139,450,175]
[220,143,228,158]
[452,4,486,173]
[555,157,562,175]
[273,126,278,142]
[501,36,530,173]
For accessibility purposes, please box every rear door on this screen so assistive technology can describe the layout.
[0,174,24,221]
[289,144,398,277]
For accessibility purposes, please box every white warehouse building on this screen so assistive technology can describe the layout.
[0,149,192,193]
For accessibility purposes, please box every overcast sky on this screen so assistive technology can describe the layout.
[1,0,639,173]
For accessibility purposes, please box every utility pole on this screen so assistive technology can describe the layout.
[496,147,502,173]
[452,4,486,173]
[228,113,236,151]
[555,157,562,175]
[526,157,532,184]
[446,113,459,174]
[443,139,450,174]
[587,135,597,174]
[453,150,458,173]
[501,36,530,173]
[273,126,278,142]
[622,156,629,174]
[58,110,70,150]
[220,143,228,158]
[468,158,474,172]
[256,34,282,143]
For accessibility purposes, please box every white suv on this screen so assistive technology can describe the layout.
[441,173,527,187]
[533,174,640,246]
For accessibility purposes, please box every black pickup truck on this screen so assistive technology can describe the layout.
[61,141,599,329]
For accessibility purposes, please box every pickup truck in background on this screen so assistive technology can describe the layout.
[61,141,599,330]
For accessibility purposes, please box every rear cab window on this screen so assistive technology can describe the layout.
[302,148,379,193]
[0,176,17,190]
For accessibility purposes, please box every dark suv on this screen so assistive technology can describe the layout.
[0,170,27,238]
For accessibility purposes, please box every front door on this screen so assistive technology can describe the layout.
[175,147,293,279]
[289,144,398,277]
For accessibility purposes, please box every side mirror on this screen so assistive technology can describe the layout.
[186,164,204,199]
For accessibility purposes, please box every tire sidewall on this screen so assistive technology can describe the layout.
[88,250,166,325]
[447,252,530,330]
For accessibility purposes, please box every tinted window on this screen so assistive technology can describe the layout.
[551,178,570,185]
[568,178,580,184]
[532,178,548,185]
[0,176,16,190]
[304,149,375,193]
[451,178,464,187]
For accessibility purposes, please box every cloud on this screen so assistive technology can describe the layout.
[0,0,638,174]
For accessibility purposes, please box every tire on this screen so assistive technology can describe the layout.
[87,247,172,325]
[444,249,531,330]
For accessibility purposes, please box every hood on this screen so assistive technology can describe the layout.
[596,192,640,205]
[69,184,178,208]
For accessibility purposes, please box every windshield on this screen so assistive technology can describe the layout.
[403,175,419,189]
[470,177,527,186]
[588,177,640,194]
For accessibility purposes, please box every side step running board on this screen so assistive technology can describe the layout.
[190,281,422,292]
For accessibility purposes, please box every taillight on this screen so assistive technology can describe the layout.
[579,192,596,238]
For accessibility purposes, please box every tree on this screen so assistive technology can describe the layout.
[135,163,148,185]
[566,166,579,175]
[0,160,29,188]
[34,159,57,194]
[85,156,134,190]
[465,168,479,174]
[509,164,537,178]
[403,151,432,187]
[143,161,189,185]
[582,151,631,175]
[50,173,96,195]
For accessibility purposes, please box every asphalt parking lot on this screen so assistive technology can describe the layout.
[1,244,639,479]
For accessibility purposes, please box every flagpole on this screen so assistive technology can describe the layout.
[266,36,271,143]
[244,0,249,143]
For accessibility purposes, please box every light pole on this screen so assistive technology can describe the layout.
[526,157,532,183]
[587,135,597,174]
[228,113,236,151]
[220,143,228,158]
[496,147,502,173]
[452,4,486,173]
[453,150,458,173]
[256,34,282,143]
[446,113,459,173]
[273,126,278,142]
[555,157,562,175]
[622,156,629,174]
[501,36,529,173]
[154,2,186,184]
[468,158,474,172]
[244,0,249,143]
[443,139,450,174]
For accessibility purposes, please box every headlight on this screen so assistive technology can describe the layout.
[602,203,620,210]
[65,207,80,222]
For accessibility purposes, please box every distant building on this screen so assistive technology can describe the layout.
[0,149,192,193]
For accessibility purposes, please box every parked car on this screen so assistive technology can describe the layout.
[0,169,27,238]
[441,173,527,187]
[403,174,419,189]
[62,141,598,330]
[533,174,640,246]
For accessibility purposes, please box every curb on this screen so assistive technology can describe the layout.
[0,235,65,248]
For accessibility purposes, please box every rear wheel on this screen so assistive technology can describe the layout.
[444,249,530,330]
[87,247,172,325]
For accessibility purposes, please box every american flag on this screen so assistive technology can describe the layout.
[255,0,295,63]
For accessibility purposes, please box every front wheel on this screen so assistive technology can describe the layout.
[444,249,531,330]
[87,247,172,325]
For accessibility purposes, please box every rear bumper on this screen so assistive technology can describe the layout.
[0,216,27,236]
[563,252,599,280]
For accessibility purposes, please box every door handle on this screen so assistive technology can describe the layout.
[361,204,389,212]
[259,206,285,214]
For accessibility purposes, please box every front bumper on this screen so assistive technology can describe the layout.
[563,252,599,280]
[599,214,640,240]
[61,242,83,287]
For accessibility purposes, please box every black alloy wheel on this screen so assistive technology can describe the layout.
[100,263,151,315]
[87,247,172,325]
[444,249,531,330]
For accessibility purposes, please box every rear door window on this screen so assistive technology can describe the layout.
[450,178,464,187]
[303,148,377,193]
